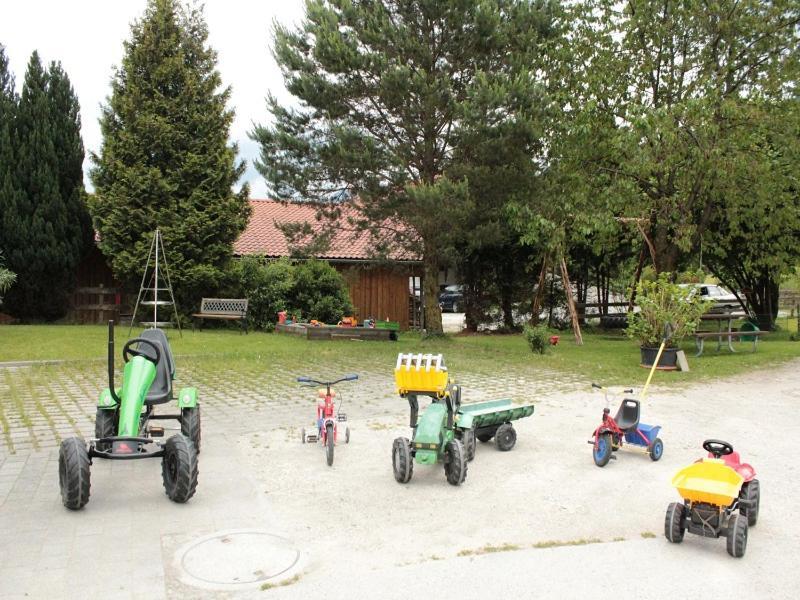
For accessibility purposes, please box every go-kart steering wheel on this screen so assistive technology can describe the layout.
[703,439,734,458]
[122,338,161,366]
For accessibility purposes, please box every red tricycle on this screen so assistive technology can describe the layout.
[298,374,358,466]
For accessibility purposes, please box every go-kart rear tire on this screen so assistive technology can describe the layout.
[162,434,198,503]
[477,433,493,443]
[495,424,516,451]
[95,408,117,452]
[648,437,664,461]
[726,513,748,558]
[593,433,613,467]
[740,479,760,526]
[664,502,685,543]
[181,405,201,454]
[59,437,91,510]
[444,440,467,486]
[392,437,413,483]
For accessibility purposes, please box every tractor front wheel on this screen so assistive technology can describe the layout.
[392,437,413,483]
[664,502,686,543]
[181,405,201,454]
[593,433,613,467]
[726,513,748,558]
[59,437,91,510]
[495,424,516,451]
[444,440,467,486]
[325,423,335,466]
[740,479,760,526]
[161,434,198,503]
[94,408,117,452]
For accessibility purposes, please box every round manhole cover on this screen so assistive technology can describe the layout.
[175,530,302,590]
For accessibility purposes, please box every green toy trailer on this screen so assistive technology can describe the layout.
[391,353,534,486]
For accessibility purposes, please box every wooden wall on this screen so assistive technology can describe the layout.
[70,246,124,324]
[335,263,420,330]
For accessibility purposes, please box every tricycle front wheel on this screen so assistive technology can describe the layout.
[593,433,613,467]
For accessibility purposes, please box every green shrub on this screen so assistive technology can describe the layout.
[524,324,549,354]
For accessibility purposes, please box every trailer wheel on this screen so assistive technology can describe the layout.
[726,513,748,558]
[664,502,685,543]
[444,440,467,485]
[477,433,493,443]
[181,405,201,454]
[392,437,413,483]
[495,424,516,451]
[648,437,663,461]
[94,408,117,452]
[593,433,612,467]
[59,437,91,510]
[162,434,198,503]
[740,479,759,526]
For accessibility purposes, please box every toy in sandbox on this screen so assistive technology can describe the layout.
[665,439,759,558]
[58,321,200,510]
[392,353,535,486]
[297,373,358,466]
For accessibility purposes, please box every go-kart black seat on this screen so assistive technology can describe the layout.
[136,329,175,404]
[614,398,640,431]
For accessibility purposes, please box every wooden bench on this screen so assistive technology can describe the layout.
[192,298,249,333]
[693,330,768,357]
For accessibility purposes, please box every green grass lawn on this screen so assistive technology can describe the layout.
[0,323,797,386]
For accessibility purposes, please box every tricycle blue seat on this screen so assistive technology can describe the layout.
[625,423,661,446]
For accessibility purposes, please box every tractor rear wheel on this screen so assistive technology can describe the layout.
[94,408,117,451]
[664,502,686,543]
[477,433,493,443]
[162,434,198,503]
[740,479,760,526]
[181,405,201,454]
[59,437,91,510]
[726,513,748,558]
[325,423,335,466]
[495,423,516,451]
[392,437,413,483]
[593,433,613,467]
[444,440,467,486]
[648,437,664,461]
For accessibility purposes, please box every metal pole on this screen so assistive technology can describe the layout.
[154,229,159,328]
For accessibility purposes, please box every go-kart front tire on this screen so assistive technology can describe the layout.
[593,433,613,467]
[59,437,90,510]
[740,479,760,526]
[180,405,201,454]
[664,502,685,543]
[444,440,467,486]
[392,437,413,483]
[161,434,198,503]
[726,513,748,558]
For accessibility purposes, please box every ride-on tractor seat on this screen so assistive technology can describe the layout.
[136,329,175,404]
[614,398,640,431]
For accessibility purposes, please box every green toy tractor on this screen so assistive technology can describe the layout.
[58,321,200,510]
[391,353,535,486]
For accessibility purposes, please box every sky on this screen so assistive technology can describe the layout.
[0,0,307,198]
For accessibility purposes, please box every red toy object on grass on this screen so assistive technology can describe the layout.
[549,335,559,345]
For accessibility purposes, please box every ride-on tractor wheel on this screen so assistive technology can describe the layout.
[181,406,201,454]
[726,513,748,558]
[392,437,413,483]
[161,434,198,503]
[463,430,476,461]
[59,437,91,510]
[740,479,760,526]
[325,423,335,467]
[94,408,117,452]
[495,424,516,451]
[444,440,467,486]
[648,437,664,461]
[664,502,686,543]
[593,433,613,467]
[477,433,493,443]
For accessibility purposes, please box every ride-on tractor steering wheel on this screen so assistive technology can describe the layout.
[123,338,161,366]
[703,439,734,458]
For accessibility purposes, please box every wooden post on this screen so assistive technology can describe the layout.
[531,254,549,325]
[560,255,583,346]
[628,243,647,312]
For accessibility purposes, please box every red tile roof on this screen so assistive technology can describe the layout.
[234,199,420,261]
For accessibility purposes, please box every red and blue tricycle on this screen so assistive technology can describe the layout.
[298,374,358,466]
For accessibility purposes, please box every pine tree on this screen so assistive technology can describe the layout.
[0,44,22,298]
[90,0,250,312]
[2,51,87,319]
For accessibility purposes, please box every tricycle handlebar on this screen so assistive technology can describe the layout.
[296,374,358,386]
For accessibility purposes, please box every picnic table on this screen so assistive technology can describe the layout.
[693,311,767,356]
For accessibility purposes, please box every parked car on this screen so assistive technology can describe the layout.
[438,285,464,313]
[679,283,742,313]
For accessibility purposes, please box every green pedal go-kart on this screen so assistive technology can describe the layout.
[58,321,200,510]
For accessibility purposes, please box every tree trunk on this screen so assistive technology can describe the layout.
[653,224,679,274]
[746,275,780,331]
[422,252,443,335]
[530,255,548,326]
[628,244,647,312]
[560,255,583,345]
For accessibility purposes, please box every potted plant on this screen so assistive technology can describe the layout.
[627,273,712,369]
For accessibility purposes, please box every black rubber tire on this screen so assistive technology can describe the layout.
[648,437,664,462]
[392,437,413,483]
[161,434,198,503]
[740,479,760,526]
[444,439,467,486]
[464,431,476,462]
[726,513,748,558]
[325,423,335,467]
[477,433,493,443]
[664,502,686,543]
[59,437,91,510]
[180,405,201,454]
[345,426,350,444]
[495,424,517,451]
[593,432,613,467]
[94,408,117,452]
[451,302,459,313]
[301,427,306,443]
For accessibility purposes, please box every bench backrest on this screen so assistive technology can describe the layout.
[199,298,248,316]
